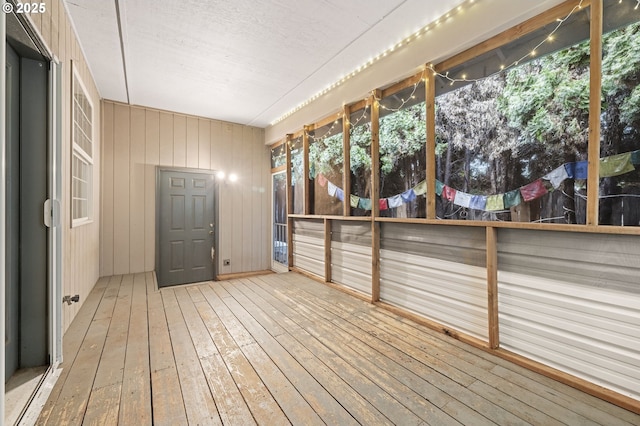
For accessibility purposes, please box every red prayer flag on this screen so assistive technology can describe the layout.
[442,185,457,201]
[316,173,327,187]
[379,198,389,211]
[519,179,548,202]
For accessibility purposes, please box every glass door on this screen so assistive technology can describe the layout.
[272,171,288,269]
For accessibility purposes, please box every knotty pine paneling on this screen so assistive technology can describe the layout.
[101,101,269,277]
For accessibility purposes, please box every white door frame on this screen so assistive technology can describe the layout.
[2,13,64,423]
[48,58,63,367]
[1,10,7,421]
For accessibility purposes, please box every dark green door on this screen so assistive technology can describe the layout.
[5,42,20,381]
[157,170,215,287]
[5,42,49,381]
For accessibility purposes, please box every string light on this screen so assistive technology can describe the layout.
[306,113,343,143]
[270,0,479,126]
[373,68,427,113]
[429,0,590,85]
[348,105,370,129]
[273,0,640,126]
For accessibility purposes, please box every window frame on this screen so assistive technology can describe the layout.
[71,65,94,227]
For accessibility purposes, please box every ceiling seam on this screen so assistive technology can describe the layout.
[114,0,130,104]
[246,0,411,126]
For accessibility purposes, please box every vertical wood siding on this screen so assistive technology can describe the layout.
[100,101,270,277]
[292,219,325,278]
[330,221,372,296]
[28,1,102,332]
[498,229,640,401]
[379,223,489,342]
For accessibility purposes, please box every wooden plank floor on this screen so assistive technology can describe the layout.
[36,272,640,425]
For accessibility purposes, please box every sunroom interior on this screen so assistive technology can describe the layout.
[2,0,640,424]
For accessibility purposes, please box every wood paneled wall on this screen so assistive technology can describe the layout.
[101,101,270,277]
[28,1,102,332]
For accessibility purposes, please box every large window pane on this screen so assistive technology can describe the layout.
[271,143,286,169]
[72,71,93,226]
[379,80,426,218]
[290,136,304,214]
[599,0,640,226]
[310,118,344,215]
[349,105,372,216]
[272,172,288,265]
[435,6,590,223]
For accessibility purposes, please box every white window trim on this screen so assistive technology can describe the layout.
[71,65,94,227]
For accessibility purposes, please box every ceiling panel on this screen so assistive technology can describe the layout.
[64,0,463,126]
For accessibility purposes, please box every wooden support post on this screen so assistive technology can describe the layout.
[286,134,294,269]
[371,91,381,218]
[371,221,380,303]
[324,219,332,283]
[342,105,351,217]
[370,91,381,302]
[486,226,499,349]
[425,69,436,219]
[587,0,602,226]
[303,125,311,215]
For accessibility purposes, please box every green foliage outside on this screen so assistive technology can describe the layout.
[291,18,640,223]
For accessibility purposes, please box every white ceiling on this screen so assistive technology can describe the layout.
[64,0,464,127]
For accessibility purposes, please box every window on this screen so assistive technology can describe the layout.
[379,79,427,218]
[349,104,372,216]
[309,116,344,215]
[289,135,304,214]
[72,70,93,226]
[434,5,591,223]
[599,1,640,226]
[271,142,286,170]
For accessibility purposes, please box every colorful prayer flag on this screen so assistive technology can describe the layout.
[453,191,472,208]
[327,181,338,197]
[401,189,417,203]
[350,194,360,208]
[543,165,569,189]
[442,186,456,201]
[379,198,389,211]
[316,173,327,188]
[631,150,640,166]
[565,161,588,179]
[358,198,372,210]
[520,179,548,202]
[413,180,427,195]
[469,195,487,210]
[388,194,403,208]
[575,161,588,179]
[336,188,344,202]
[435,180,444,196]
[600,152,635,178]
[503,189,522,208]
[485,194,504,211]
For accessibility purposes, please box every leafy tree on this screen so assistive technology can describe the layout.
[296,18,640,224]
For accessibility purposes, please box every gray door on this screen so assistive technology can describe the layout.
[5,42,49,381]
[6,42,21,381]
[157,170,216,287]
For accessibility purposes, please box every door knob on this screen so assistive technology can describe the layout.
[209,231,214,235]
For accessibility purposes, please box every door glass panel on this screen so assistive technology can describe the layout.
[273,172,288,266]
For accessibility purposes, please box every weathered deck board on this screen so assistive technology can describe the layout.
[118,273,152,425]
[147,287,188,426]
[190,286,289,425]
[162,288,221,425]
[36,275,112,425]
[38,272,640,425]
[38,275,123,426]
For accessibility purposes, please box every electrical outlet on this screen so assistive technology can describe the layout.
[223,259,231,266]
